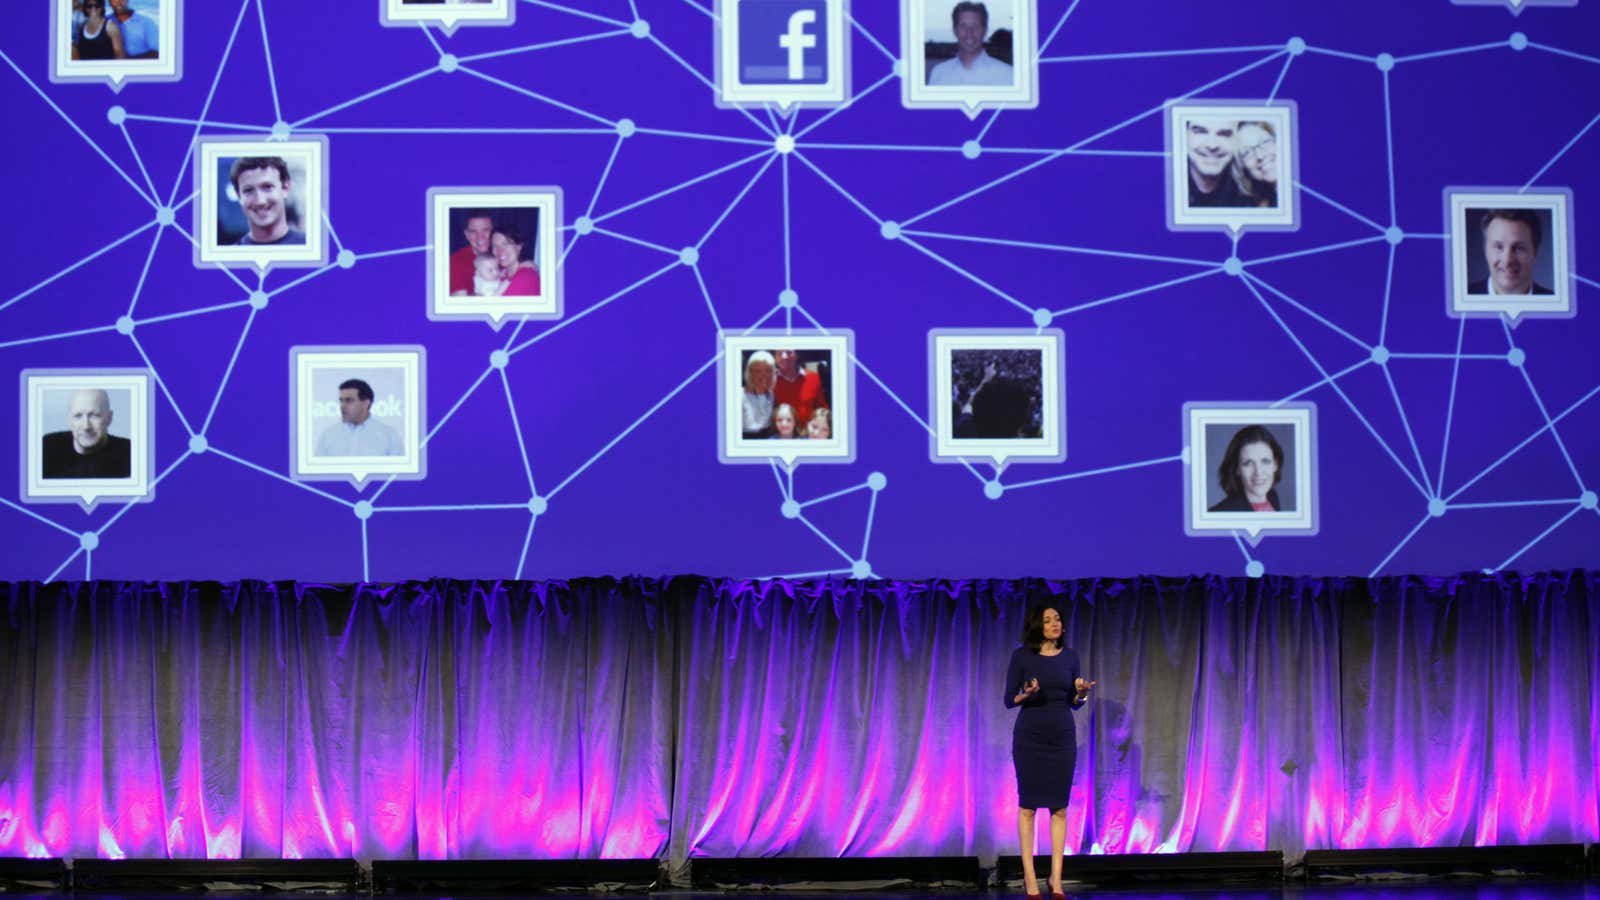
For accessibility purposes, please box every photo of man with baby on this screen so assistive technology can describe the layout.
[428,188,562,324]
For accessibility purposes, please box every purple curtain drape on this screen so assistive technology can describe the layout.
[1,573,1595,876]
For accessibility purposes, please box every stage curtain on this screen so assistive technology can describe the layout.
[0,573,1594,874]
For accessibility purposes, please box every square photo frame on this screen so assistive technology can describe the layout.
[901,0,1038,115]
[715,0,851,111]
[928,329,1064,468]
[21,369,155,510]
[1166,101,1299,233]
[380,0,514,32]
[1184,402,1317,540]
[291,347,426,488]
[427,188,563,326]
[718,330,854,466]
[194,136,329,272]
[51,0,182,88]
[1445,188,1573,322]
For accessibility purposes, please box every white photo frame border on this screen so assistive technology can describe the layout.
[50,0,182,88]
[718,330,855,466]
[379,0,514,32]
[1184,402,1318,540]
[900,0,1038,116]
[20,369,156,510]
[928,329,1065,468]
[1444,187,1574,322]
[290,346,427,487]
[426,187,564,326]
[714,0,852,111]
[1166,100,1301,234]
[194,136,330,272]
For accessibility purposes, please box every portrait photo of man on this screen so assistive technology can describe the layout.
[926,1,1014,87]
[226,156,305,246]
[291,347,425,486]
[22,370,154,507]
[196,137,326,269]
[1465,208,1554,295]
[42,388,132,479]
[901,0,1036,112]
[1446,190,1571,321]
[315,378,403,458]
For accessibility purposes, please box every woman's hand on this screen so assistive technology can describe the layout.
[1074,677,1096,697]
[1014,677,1040,705]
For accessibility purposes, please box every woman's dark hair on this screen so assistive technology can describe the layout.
[493,224,528,260]
[1019,604,1060,653]
[1216,424,1284,498]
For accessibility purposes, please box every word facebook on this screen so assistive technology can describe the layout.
[738,0,829,84]
[310,395,404,419]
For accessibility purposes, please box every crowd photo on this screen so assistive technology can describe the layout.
[739,348,832,441]
[950,348,1043,440]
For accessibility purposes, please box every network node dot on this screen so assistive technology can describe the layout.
[1507,348,1526,368]
[616,118,636,138]
[679,246,700,267]
[1223,256,1243,276]
[1032,307,1053,328]
[489,349,509,369]
[270,120,290,140]
[249,290,270,310]
[1245,560,1265,578]
[867,472,887,491]
[1375,53,1395,72]
[1180,446,1192,465]
[880,221,901,240]
[528,495,548,516]
[574,216,595,236]
[781,499,801,519]
[1581,491,1598,510]
[630,19,650,38]
[851,560,872,579]
[337,249,356,269]
[155,207,175,226]
[961,140,981,160]
[983,480,1003,500]
[1370,345,1390,366]
[891,59,905,79]
[1428,498,1447,518]
[115,315,136,335]
[354,500,373,520]
[80,532,101,552]
[774,134,796,154]
[438,53,459,73]
[107,105,127,125]
[188,434,210,454]
[1509,32,1528,51]
[779,288,799,308]
[1287,37,1307,56]
[1385,226,1404,245]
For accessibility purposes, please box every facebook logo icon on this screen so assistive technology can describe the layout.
[737,0,830,84]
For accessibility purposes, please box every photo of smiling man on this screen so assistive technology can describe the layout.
[1465,208,1554,296]
[42,388,132,479]
[194,138,326,270]
[226,156,305,246]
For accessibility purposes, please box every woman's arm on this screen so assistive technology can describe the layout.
[108,19,127,59]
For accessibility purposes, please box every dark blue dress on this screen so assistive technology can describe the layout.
[1004,646,1083,810]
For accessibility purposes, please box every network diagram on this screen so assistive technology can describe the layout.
[0,0,1596,582]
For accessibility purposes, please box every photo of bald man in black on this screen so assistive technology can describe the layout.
[42,388,132,479]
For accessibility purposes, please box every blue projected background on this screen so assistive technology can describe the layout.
[1,0,1597,581]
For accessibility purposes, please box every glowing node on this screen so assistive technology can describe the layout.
[489,349,509,369]
[1180,446,1192,465]
[439,53,459,73]
[880,221,901,240]
[1385,226,1404,245]
[1245,560,1264,578]
[155,207,175,226]
[1370,346,1390,365]
[354,501,373,520]
[1580,491,1597,510]
[81,532,100,552]
[775,134,796,154]
[983,480,1003,500]
[867,472,887,491]
[1509,32,1528,51]
[574,216,595,236]
[188,434,209,454]
[528,495,548,516]
[892,59,904,78]
[616,118,636,138]
[851,559,872,579]
[1223,256,1243,276]
[1032,308,1053,328]
[1376,53,1395,72]
[630,19,650,38]
[1507,348,1526,368]
[679,246,700,267]
[271,120,290,140]
[779,288,799,308]
[1287,37,1307,56]
[115,315,136,335]
[337,249,356,269]
[107,105,127,125]
[249,290,270,310]
[1428,498,1447,518]
[781,499,801,519]
[961,140,981,160]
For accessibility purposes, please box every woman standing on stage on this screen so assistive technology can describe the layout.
[1004,605,1094,899]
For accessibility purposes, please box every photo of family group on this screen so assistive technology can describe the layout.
[291,347,426,486]
[428,189,562,324]
[720,332,854,465]
[1446,189,1573,321]
[195,138,328,270]
[1168,102,1298,231]
[381,0,513,29]
[929,330,1064,466]
[52,0,179,85]
[902,0,1037,112]
[21,370,154,508]
[1185,404,1317,538]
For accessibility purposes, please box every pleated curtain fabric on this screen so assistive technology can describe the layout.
[0,573,1595,875]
